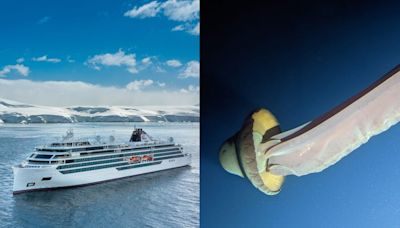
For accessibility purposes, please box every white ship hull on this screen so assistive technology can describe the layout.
[13,155,191,194]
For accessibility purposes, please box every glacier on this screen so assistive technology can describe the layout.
[0,98,199,124]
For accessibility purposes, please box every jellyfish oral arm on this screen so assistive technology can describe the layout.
[265,67,400,177]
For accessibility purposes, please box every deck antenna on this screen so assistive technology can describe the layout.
[95,135,101,144]
[62,128,74,141]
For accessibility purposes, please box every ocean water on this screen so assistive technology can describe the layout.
[0,123,199,228]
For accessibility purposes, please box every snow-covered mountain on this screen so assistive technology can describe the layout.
[0,98,199,124]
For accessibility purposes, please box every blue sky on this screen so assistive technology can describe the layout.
[0,0,199,106]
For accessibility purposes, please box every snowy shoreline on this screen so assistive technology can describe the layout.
[0,98,199,124]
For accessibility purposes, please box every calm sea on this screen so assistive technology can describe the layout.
[0,122,199,228]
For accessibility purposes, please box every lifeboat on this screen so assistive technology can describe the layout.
[142,155,153,161]
[129,156,141,163]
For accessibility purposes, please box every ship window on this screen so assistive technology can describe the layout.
[35,154,53,159]
[28,160,50,164]
[85,146,104,151]
[42,177,51,181]
[38,148,66,152]
[54,155,66,158]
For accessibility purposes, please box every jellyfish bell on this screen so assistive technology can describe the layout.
[220,109,285,195]
[220,64,400,195]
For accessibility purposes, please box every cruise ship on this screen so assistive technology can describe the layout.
[12,128,191,194]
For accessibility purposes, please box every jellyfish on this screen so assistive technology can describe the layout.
[219,65,400,195]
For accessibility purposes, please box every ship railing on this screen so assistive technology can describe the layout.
[21,163,53,169]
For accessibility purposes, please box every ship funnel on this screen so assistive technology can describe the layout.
[130,128,144,142]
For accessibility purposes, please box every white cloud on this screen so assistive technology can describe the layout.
[16,58,25,63]
[126,79,166,91]
[156,66,166,73]
[166,59,182,67]
[0,64,30,77]
[0,79,199,106]
[141,57,152,65]
[67,56,75,63]
[32,55,61,63]
[189,84,199,92]
[124,1,161,18]
[86,50,138,74]
[161,0,199,22]
[126,79,154,91]
[124,0,200,35]
[171,22,199,35]
[171,24,185,31]
[157,81,166,87]
[180,60,199,78]
[189,22,199,35]
[180,84,199,93]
